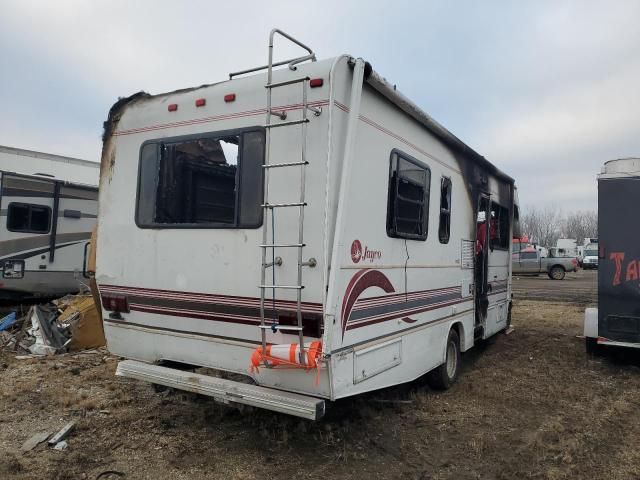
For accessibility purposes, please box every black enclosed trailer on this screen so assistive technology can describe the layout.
[585,158,640,353]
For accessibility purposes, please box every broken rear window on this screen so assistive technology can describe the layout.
[136,128,265,228]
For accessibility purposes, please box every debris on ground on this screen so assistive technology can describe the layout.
[52,440,68,451]
[48,421,76,446]
[0,295,105,357]
[20,432,50,453]
[55,295,106,350]
[0,312,17,332]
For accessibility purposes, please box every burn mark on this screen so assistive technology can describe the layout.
[100,92,150,185]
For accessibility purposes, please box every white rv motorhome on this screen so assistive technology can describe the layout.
[0,146,99,300]
[97,30,518,420]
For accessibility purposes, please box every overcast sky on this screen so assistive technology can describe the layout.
[1,0,639,211]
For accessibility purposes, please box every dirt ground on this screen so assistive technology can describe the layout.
[1,299,640,480]
[512,269,597,304]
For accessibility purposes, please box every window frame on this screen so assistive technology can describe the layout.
[386,149,431,241]
[438,176,452,244]
[6,202,52,234]
[489,201,510,251]
[135,126,265,230]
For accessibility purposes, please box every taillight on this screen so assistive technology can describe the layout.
[572,258,578,265]
[309,78,323,88]
[102,294,130,313]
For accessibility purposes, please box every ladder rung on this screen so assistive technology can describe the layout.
[263,161,308,169]
[265,119,309,129]
[260,243,305,248]
[259,285,304,290]
[258,325,304,331]
[266,77,310,88]
[262,202,306,208]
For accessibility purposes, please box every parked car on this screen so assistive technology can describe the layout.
[582,247,599,269]
[512,249,578,280]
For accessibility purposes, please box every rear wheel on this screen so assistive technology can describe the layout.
[427,329,461,390]
[548,266,566,280]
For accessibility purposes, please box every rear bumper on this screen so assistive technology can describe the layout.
[597,337,640,349]
[116,360,325,420]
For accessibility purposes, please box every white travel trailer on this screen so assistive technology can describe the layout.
[554,238,578,258]
[97,30,518,420]
[0,146,99,300]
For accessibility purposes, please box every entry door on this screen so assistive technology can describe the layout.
[475,195,490,323]
[484,199,511,335]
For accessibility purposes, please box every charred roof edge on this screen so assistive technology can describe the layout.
[363,64,514,184]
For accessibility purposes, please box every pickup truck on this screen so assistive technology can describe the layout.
[512,249,579,280]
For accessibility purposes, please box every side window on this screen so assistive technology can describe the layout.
[521,251,537,260]
[136,129,265,228]
[438,177,452,244]
[489,202,510,250]
[6,203,51,234]
[386,150,430,241]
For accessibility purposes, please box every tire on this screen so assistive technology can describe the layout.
[548,265,566,280]
[586,337,603,357]
[427,329,461,390]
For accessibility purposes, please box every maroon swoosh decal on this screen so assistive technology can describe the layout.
[340,269,371,325]
[341,269,396,338]
[401,316,418,324]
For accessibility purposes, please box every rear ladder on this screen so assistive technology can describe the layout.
[257,29,319,365]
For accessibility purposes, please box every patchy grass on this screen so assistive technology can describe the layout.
[0,301,639,479]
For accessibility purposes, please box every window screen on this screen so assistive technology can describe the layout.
[386,150,430,240]
[7,203,51,234]
[136,129,265,228]
[489,202,510,250]
[438,177,452,244]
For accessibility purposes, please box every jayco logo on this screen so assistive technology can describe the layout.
[350,239,382,264]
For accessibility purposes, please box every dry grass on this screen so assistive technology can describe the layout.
[0,300,639,479]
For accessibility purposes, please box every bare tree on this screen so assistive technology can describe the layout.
[520,206,564,247]
[563,210,597,241]
[520,206,597,247]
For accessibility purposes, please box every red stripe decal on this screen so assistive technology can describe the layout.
[114,100,329,136]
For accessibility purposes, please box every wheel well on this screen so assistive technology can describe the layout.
[551,264,565,271]
[451,322,465,350]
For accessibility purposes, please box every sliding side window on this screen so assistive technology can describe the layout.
[438,177,452,244]
[489,201,510,250]
[136,128,265,228]
[6,203,51,234]
[386,150,430,241]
